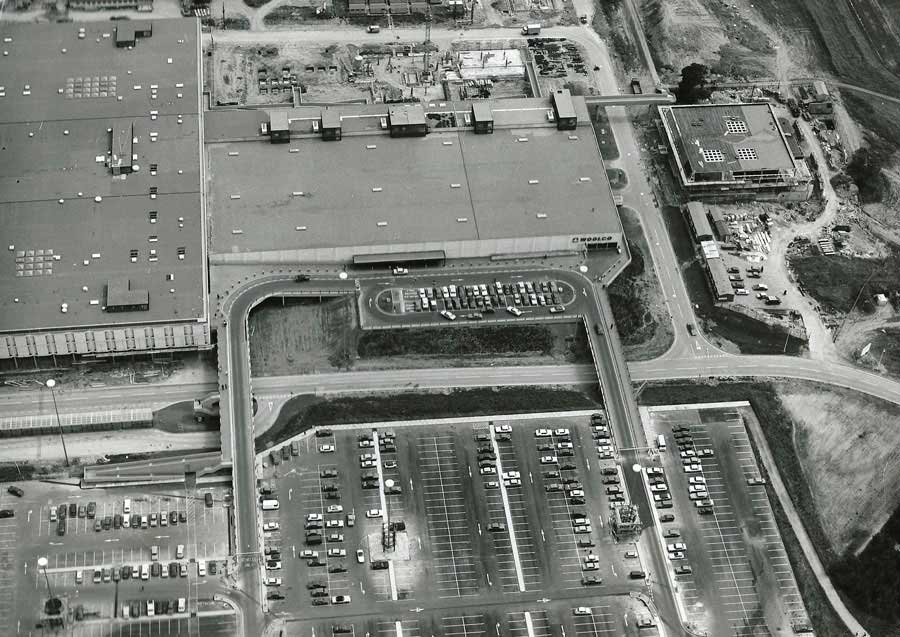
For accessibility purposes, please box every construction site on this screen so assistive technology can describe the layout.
[207,31,601,106]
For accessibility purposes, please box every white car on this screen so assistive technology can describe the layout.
[356,549,365,563]
[668,551,686,560]
[318,444,335,453]
[506,306,522,317]
[327,505,343,514]
[573,607,593,616]
[440,310,457,321]
[597,445,613,452]
[688,484,706,493]
[667,542,687,552]
[540,455,559,465]
[534,428,553,437]
[366,509,382,518]
[504,478,522,487]
[265,561,282,570]
[501,471,520,480]
[360,460,377,468]
[327,548,347,557]
[480,466,497,475]
[299,550,318,559]
[263,522,280,531]
[306,513,324,522]
[684,464,702,473]
[265,577,282,586]
[392,267,408,275]
[485,480,500,489]
[494,424,512,434]
[569,489,585,497]
[557,442,574,450]
[360,453,377,461]
[680,450,697,458]
[689,476,706,485]
[358,440,374,448]
[554,428,570,436]
[689,491,709,500]
[325,519,344,528]
[176,544,185,559]
[650,484,668,492]
[549,305,566,313]
[646,467,663,476]
[331,595,351,604]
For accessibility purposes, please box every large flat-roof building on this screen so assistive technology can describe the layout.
[659,103,812,202]
[205,93,623,264]
[0,19,209,361]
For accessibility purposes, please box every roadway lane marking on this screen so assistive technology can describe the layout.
[490,427,525,593]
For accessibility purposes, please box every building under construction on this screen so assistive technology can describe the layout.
[659,103,813,202]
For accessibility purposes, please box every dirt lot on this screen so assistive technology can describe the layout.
[209,40,456,105]
[778,382,900,556]
[249,296,358,376]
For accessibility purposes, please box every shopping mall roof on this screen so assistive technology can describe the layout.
[0,18,206,333]
[205,96,618,256]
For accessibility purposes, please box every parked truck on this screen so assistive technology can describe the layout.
[521,23,541,35]
[630,78,642,94]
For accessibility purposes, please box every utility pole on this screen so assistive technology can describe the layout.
[423,9,432,76]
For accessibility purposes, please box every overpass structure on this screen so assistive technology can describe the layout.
[583,93,676,106]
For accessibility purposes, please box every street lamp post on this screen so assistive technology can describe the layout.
[45,379,70,467]
[383,479,394,527]
[37,557,52,599]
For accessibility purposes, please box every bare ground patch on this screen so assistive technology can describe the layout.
[779,383,900,556]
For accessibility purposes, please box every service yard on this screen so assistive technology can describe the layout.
[257,413,661,636]
[640,404,811,637]
[0,482,235,635]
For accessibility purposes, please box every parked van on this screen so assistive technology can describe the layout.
[123,498,131,514]
[656,434,667,452]
[261,499,280,511]
[140,564,150,581]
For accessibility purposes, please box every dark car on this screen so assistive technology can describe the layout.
[131,601,141,618]
[7,486,23,498]
[371,560,389,570]
[102,516,112,530]
[151,563,162,577]
[204,493,214,508]
[0,510,14,519]
[69,503,77,518]
[58,504,67,519]
[113,514,122,529]
[131,514,141,528]
[328,564,346,573]
[660,513,675,523]
[311,590,329,598]
[629,570,647,579]
[307,582,328,590]
[209,562,217,575]
[315,429,333,438]
[169,511,178,525]
[312,599,328,606]
[320,469,338,478]
[121,566,131,580]
[294,275,311,282]
[57,519,66,536]
[268,593,286,601]
[86,502,96,518]
[169,563,178,578]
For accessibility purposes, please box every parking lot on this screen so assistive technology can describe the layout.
[359,272,589,328]
[258,411,661,633]
[0,481,234,634]
[640,403,811,637]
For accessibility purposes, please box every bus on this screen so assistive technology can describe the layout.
[262,499,280,510]
[656,434,666,452]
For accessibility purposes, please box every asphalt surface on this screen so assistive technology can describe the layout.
[258,418,659,636]
[641,406,808,636]
[0,482,234,637]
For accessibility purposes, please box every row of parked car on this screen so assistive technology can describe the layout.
[121,598,186,619]
[51,502,189,536]
[670,425,715,514]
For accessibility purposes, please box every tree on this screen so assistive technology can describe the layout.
[675,63,711,104]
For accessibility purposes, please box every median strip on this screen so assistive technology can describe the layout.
[490,427,525,592]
